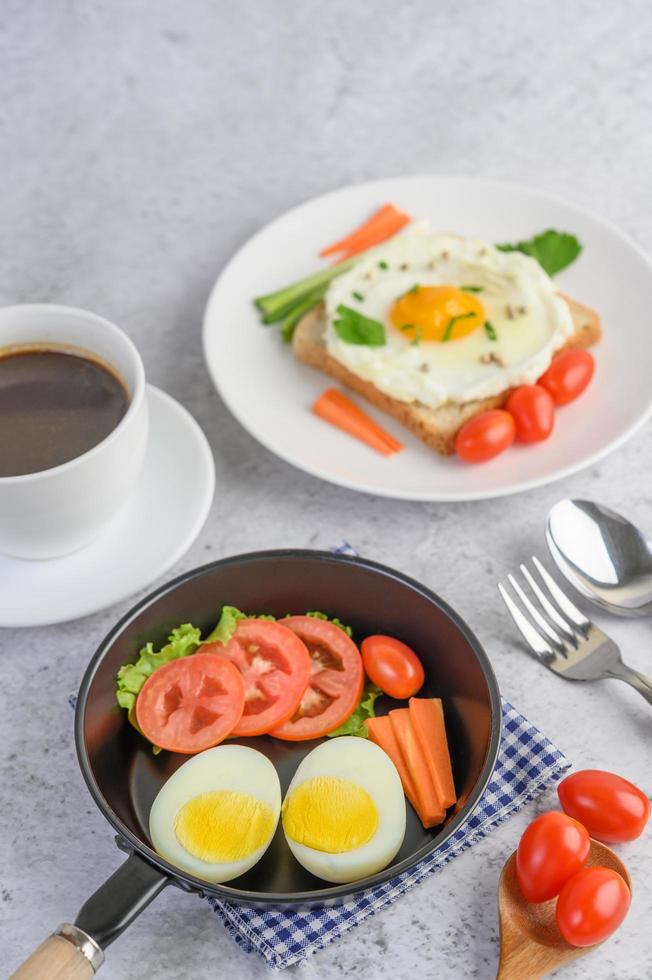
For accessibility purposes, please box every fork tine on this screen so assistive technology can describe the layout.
[531,556,591,633]
[507,573,567,653]
[498,582,556,662]
[520,563,577,646]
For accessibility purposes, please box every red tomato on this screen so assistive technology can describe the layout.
[556,867,631,947]
[136,654,245,754]
[203,619,311,737]
[270,616,364,741]
[455,409,515,463]
[538,349,595,405]
[361,635,424,699]
[558,770,651,843]
[516,811,590,902]
[505,385,555,443]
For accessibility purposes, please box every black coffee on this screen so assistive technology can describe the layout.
[0,346,130,477]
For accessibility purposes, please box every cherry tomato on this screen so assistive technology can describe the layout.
[136,654,245,753]
[538,349,595,405]
[455,409,515,463]
[556,866,631,947]
[505,385,555,443]
[516,811,590,902]
[203,619,311,737]
[361,635,424,699]
[270,616,364,741]
[558,770,651,843]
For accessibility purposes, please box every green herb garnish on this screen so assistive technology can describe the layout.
[352,290,364,302]
[484,321,498,341]
[496,230,582,277]
[378,260,389,270]
[411,326,422,346]
[327,685,382,739]
[442,310,476,342]
[461,285,484,293]
[333,304,386,346]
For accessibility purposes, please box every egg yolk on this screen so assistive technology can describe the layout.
[174,790,275,862]
[282,776,378,853]
[390,285,485,343]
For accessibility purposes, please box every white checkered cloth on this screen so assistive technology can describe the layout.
[207,699,570,968]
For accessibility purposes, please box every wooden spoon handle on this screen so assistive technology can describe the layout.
[11,925,103,979]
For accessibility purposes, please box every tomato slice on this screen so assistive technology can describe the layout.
[135,654,245,754]
[270,616,364,741]
[202,619,311,737]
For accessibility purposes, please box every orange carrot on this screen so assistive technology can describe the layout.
[389,708,445,828]
[365,715,421,818]
[409,697,456,810]
[319,204,410,260]
[313,388,403,456]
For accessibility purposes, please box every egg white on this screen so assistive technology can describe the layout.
[282,737,406,884]
[324,229,575,408]
[149,745,281,884]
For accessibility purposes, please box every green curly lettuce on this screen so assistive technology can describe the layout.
[305,610,353,637]
[115,624,202,710]
[327,685,382,739]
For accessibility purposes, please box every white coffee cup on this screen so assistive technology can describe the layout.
[0,304,149,559]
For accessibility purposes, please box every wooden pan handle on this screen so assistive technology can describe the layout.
[10,924,104,979]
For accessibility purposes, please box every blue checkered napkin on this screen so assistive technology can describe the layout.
[207,699,570,969]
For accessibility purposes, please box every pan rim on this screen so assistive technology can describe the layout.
[75,549,502,906]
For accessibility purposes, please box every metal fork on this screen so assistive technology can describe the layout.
[499,556,652,707]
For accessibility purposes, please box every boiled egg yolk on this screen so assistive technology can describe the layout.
[390,285,485,343]
[282,776,378,853]
[174,790,276,862]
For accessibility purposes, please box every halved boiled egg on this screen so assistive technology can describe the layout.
[282,737,406,883]
[149,745,281,883]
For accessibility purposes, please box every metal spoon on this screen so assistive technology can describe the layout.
[497,838,631,979]
[546,499,652,616]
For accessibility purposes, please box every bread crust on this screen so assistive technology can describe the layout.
[292,293,601,455]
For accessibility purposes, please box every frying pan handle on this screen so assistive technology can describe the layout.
[10,851,170,977]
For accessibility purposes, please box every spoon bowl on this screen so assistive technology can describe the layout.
[497,838,631,979]
[546,499,652,616]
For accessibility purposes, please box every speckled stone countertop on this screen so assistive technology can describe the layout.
[2,1,652,977]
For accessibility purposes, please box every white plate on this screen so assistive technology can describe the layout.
[203,176,652,501]
[0,385,215,627]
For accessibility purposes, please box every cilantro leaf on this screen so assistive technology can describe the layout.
[333,305,386,346]
[327,685,382,739]
[496,230,582,277]
[115,624,201,710]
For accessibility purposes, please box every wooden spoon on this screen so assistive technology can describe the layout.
[497,838,631,979]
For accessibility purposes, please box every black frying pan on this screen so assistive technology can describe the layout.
[12,551,501,979]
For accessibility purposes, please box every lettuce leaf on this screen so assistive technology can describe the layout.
[305,610,353,637]
[326,685,382,739]
[202,605,248,645]
[115,624,201,710]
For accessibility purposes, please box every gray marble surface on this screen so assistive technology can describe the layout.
[2,1,651,976]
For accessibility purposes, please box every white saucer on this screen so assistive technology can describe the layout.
[0,385,215,628]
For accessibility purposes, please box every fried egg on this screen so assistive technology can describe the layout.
[282,737,406,883]
[149,745,281,883]
[324,229,575,408]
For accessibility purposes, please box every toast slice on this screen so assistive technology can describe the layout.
[293,293,601,456]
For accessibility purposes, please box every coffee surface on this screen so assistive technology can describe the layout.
[0,347,129,477]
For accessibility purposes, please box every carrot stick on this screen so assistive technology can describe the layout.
[365,715,422,818]
[389,708,445,828]
[319,204,410,259]
[313,388,403,456]
[409,697,456,810]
